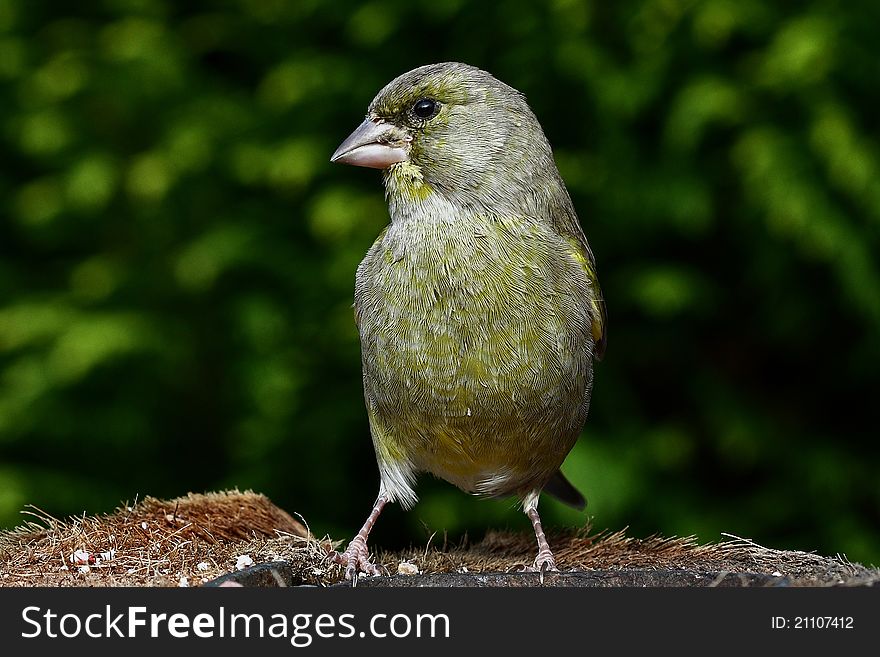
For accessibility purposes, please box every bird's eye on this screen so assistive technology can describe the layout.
[412,98,439,119]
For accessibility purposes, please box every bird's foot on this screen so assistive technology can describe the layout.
[528,550,558,584]
[329,535,383,583]
[523,493,559,584]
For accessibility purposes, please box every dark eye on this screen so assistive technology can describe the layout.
[412,98,439,119]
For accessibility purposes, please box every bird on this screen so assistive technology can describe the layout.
[329,62,606,581]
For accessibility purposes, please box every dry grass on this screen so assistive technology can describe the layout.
[0,490,320,587]
[1,489,877,587]
[368,528,879,586]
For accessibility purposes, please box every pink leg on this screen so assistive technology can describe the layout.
[525,501,558,578]
[330,494,388,582]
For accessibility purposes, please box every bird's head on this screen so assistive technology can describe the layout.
[331,62,559,211]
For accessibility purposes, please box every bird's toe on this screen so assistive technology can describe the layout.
[331,536,383,582]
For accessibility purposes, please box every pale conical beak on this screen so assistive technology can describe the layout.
[330,119,409,169]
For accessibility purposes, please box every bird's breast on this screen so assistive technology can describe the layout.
[354,206,597,497]
[356,213,593,429]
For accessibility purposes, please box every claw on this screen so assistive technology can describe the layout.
[331,535,382,583]
[530,550,558,585]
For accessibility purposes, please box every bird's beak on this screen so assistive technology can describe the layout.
[330,119,409,169]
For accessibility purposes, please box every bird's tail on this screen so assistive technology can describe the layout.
[543,470,586,510]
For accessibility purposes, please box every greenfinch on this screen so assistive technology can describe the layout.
[330,62,606,580]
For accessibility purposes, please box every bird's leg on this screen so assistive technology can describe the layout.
[523,492,558,580]
[330,493,389,582]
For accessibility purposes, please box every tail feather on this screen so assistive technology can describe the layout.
[543,470,586,510]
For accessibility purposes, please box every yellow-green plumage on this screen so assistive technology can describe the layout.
[357,194,595,507]
[331,62,606,577]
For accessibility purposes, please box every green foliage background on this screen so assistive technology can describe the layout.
[1,0,878,565]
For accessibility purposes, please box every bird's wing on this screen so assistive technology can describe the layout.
[546,176,607,360]
[562,232,607,361]
[353,226,389,329]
